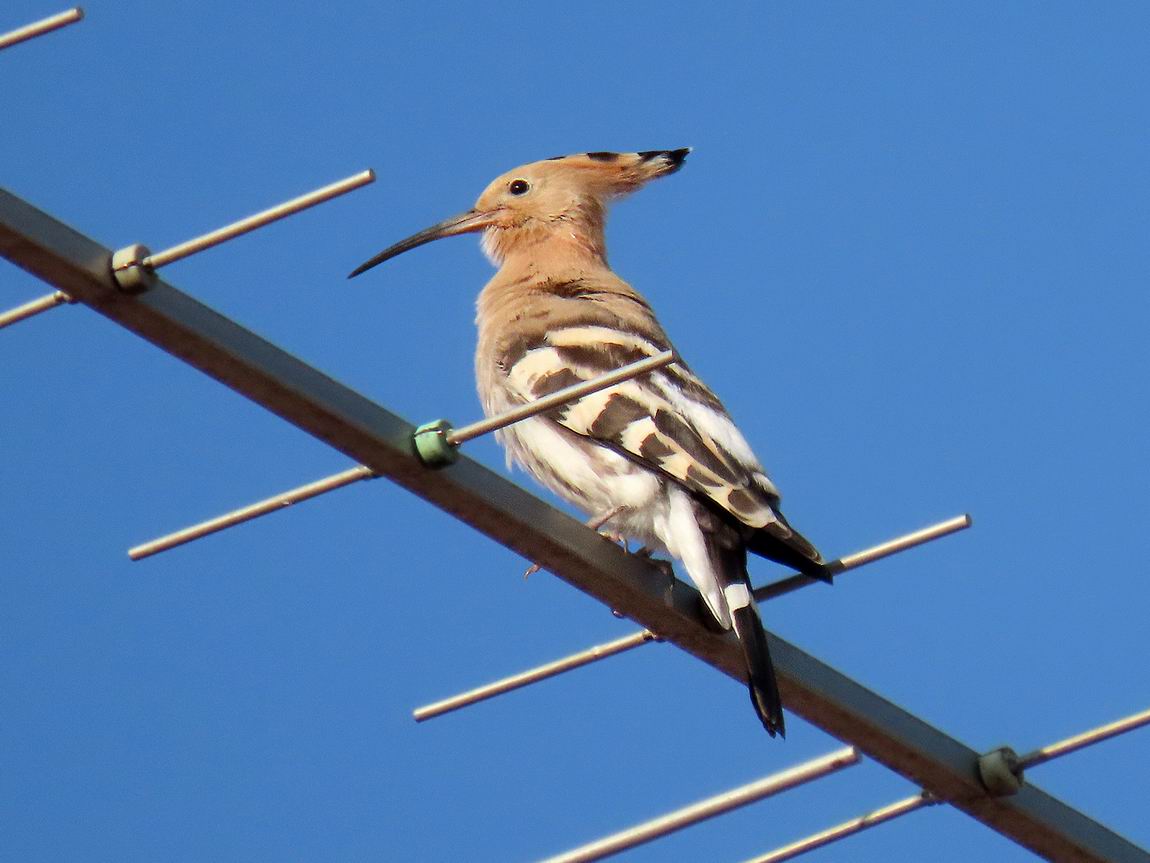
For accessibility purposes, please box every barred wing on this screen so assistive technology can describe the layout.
[502,323,787,531]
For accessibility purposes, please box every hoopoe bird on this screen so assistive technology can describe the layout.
[350,149,831,737]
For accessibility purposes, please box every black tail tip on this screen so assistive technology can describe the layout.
[748,681,786,738]
[756,700,786,738]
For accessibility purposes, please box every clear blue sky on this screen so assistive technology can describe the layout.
[3,2,1148,861]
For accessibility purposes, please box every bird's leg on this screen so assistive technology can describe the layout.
[524,506,627,578]
[588,505,630,551]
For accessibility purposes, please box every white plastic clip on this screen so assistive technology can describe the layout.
[111,243,156,293]
[978,746,1023,796]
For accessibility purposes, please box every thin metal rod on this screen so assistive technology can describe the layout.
[140,170,375,269]
[447,349,677,445]
[537,747,860,863]
[745,705,1150,863]
[741,793,932,863]
[0,7,83,50]
[1019,706,1150,769]
[0,290,71,329]
[128,465,373,560]
[414,631,656,722]
[754,513,972,602]
[414,515,969,722]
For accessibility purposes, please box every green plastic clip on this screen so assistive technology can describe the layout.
[413,419,458,468]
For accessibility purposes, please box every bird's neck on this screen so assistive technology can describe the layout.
[482,207,609,274]
[491,241,608,283]
[477,250,608,325]
[475,251,659,347]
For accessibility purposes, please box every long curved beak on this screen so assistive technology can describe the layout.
[348,209,497,278]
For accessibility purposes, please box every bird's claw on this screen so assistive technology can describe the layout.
[601,530,629,552]
[524,528,627,579]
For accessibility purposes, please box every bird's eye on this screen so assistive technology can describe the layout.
[508,179,530,196]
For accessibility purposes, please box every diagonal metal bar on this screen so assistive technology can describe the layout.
[127,464,376,560]
[0,7,83,51]
[1,186,1146,863]
[742,792,934,863]
[138,170,375,270]
[0,289,72,329]
[413,630,661,722]
[1019,706,1150,769]
[754,514,970,602]
[538,747,860,863]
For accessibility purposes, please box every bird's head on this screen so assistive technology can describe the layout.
[348,149,689,277]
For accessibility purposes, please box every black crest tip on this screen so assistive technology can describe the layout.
[637,148,691,171]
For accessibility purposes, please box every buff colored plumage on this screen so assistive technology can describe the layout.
[350,150,830,736]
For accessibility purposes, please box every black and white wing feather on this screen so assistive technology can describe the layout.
[502,321,826,577]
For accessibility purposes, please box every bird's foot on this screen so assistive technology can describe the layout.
[524,507,626,579]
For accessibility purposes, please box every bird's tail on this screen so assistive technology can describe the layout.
[723,579,785,737]
[747,516,835,585]
[688,498,786,736]
[707,536,785,737]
